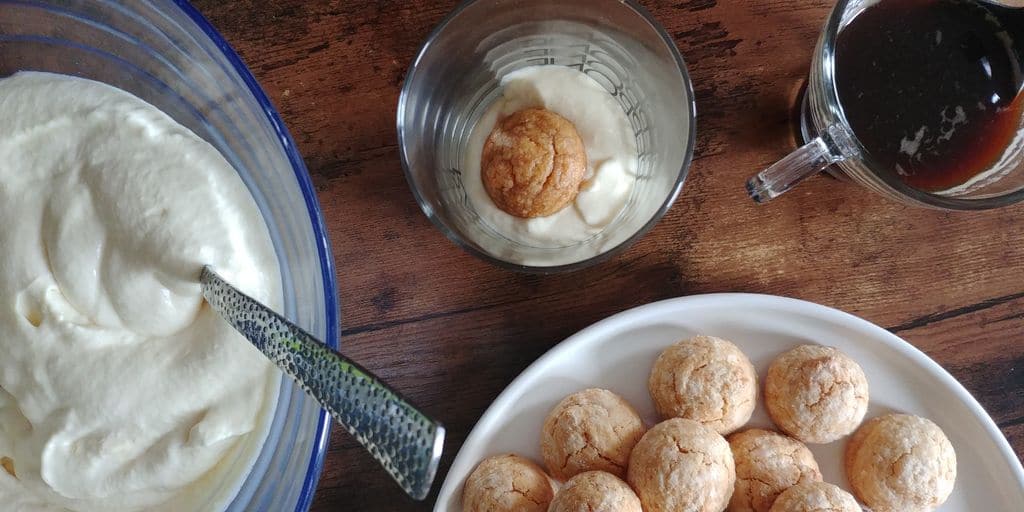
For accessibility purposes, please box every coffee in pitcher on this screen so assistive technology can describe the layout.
[835,0,1024,193]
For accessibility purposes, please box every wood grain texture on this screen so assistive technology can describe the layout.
[190,0,1024,509]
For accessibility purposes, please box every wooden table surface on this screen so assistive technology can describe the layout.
[193,0,1023,509]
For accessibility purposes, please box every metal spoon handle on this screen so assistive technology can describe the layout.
[200,266,444,500]
[983,0,1024,7]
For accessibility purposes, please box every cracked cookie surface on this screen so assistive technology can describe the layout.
[845,414,956,512]
[548,471,642,512]
[541,388,646,481]
[764,345,869,443]
[481,107,587,218]
[627,418,735,512]
[727,429,822,512]
[648,335,758,435]
[462,454,555,512]
[1,456,15,478]
[768,482,860,512]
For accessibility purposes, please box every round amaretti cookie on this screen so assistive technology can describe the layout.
[627,418,736,512]
[462,454,555,512]
[764,345,869,443]
[727,428,823,512]
[845,414,956,512]
[481,107,587,218]
[648,335,758,435]
[541,388,646,480]
[548,471,643,512]
[768,482,861,512]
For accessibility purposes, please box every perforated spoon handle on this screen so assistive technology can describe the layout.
[200,266,444,500]
[983,0,1024,8]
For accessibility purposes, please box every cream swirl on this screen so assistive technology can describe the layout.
[0,72,281,512]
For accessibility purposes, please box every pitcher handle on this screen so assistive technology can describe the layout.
[746,124,855,204]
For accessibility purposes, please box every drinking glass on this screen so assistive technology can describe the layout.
[399,0,696,271]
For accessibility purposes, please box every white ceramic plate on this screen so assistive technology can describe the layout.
[435,294,1024,511]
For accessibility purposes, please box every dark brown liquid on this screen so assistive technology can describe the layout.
[835,0,1024,192]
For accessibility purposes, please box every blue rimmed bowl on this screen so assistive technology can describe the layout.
[0,1,337,510]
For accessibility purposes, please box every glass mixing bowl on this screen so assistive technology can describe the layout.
[399,0,696,272]
[0,1,338,511]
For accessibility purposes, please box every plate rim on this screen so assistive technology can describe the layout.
[435,292,1024,508]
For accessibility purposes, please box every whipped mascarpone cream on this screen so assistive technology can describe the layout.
[0,72,282,511]
[463,66,638,256]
